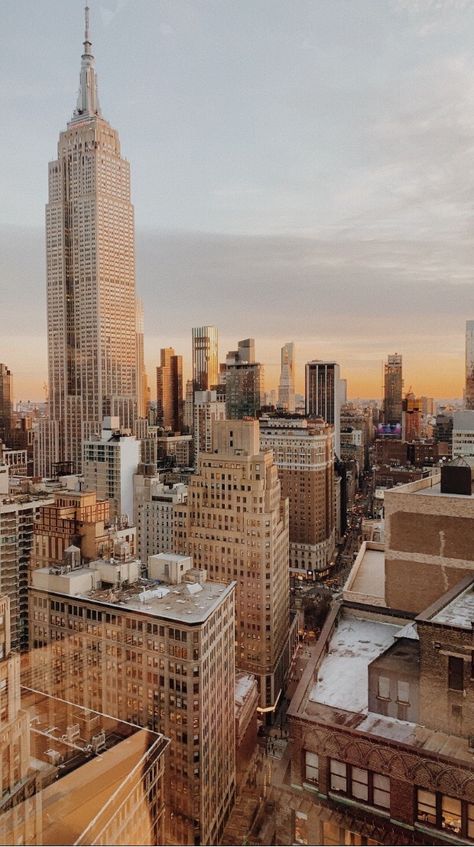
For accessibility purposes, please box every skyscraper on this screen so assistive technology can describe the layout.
[192,326,219,392]
[305,360,342,455]
[45,8,139,473]
[465,320,474,409]
[278,342,295,412]
[0,365,12,444]
[383,353,403,428]
[175,419,290,713]
[156,347,183,430]
[224,339,263,419]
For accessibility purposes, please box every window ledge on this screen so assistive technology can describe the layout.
[328,792,390,818]
[414,823,472,846]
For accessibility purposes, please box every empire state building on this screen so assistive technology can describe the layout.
[44,7,141,473]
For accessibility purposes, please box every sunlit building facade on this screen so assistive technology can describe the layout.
[44,9,140,474]
[192,326,219,393]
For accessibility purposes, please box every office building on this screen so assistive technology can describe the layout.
[156,347,183,431]
[259,417,335,575]
[305,360,342,455]
[28,553,236,845]
[278,343,296,413]
[452,410,474,462]
[193,390,226,467]
[224,340,263,420]
[383,353,403,428]
[175,419,291,713]
[83,417,141,521]
[192,326,219,392]
[0,364,12,444]
[44,8,139,475]
[0,593,169,847]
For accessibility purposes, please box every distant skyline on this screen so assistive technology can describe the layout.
[3,0,474,400]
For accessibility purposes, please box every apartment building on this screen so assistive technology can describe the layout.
[0,489,53,650]
[83,417,141,521]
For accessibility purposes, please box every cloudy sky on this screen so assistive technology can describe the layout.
[2,0,474,401]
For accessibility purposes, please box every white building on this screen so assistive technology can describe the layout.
[134,470,187,563]
[83,417,141,522]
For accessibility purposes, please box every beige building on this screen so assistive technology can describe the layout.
[27,553,236,845]
[44,9,140,474]
[384,469,474,613]
[259,417,336,576]
[175,419,290,714]
[193,390,226,468]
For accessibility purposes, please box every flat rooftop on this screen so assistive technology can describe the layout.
[32,567,234,624]
[343,543,385,606]
[288,608,474,765]
[431,584,474,631]
[309,612,400,713]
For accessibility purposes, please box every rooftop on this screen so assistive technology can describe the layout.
[31,563,234,625]
[431,584,474,631]
[343,543,386,607]
[309,612,400,713]
[288,607,474,766]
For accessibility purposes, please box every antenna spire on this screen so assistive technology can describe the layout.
[85,6,90,42]
[71,4,102,120]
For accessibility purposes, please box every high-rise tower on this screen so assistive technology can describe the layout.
[383,353,403,428]
[192,326,218,392]
[45,7,140,473]
[278,342,295,412]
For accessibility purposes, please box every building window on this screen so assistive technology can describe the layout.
[377,676,390,700]
[329,760,390,810]
[416,790,472,838]
[330,760,347,793]
[304,751,319,785]
[448,656,464,691]
[397,680,409,704]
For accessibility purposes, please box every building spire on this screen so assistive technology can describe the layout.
[72,4,101,120]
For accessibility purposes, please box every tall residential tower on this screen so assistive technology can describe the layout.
[44,8,140,473]
[278,342,295,412]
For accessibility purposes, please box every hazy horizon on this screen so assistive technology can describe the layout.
[3,0,474,401]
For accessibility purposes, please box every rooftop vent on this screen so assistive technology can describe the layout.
[440,461,472,496]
